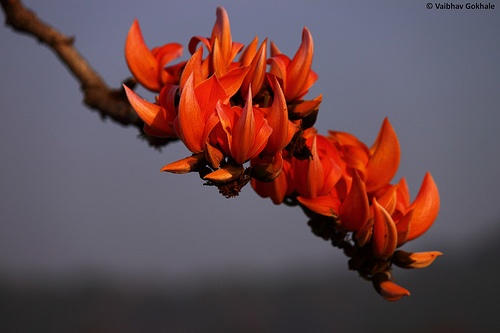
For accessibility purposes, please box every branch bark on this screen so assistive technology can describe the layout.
[1,0,173,147]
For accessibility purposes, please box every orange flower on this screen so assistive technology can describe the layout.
[176,73,226,154]
[125,19,183,92]
[268,27,317,101]
[338,170,370,232]
[188,7,244,76]
[371,197,398,259]
[238,37,267,98]
[329,118,400,193]
[365,118,400,193]
[215,87,272,164]
[396,172,440,243]
[293,131,341,198]
[293,131,344,217]
[122,6,443,301]
[123,84,178,138]
[259,77,298,157]
[251,156,293,204]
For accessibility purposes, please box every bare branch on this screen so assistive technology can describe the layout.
[1,0,173,147]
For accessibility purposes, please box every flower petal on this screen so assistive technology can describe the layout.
[160,153,205,174]
[180,47,204,89]
[339,170,370,231]
[392,250,443,269]
[125,20,161,91]
[372,273,410,302]
[177,74,205,152]
[262,77,296,156]
[218,66,250,97]
[123,85,174,137]
[203,164,244,183]
[297,194,341,217]
[395,209,413,246]
[239,36,259,66]
[372,198,398,259]
[406,172,440,241]
[241,39,267,98]
[232,88,272,164]
[212,7,232,67]
[365,118,400,193]
[286,27,314,100]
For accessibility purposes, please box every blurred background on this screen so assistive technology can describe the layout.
[1,0,499,332]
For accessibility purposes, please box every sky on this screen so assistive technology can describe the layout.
[1,0,500,287]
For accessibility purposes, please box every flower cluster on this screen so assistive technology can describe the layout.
[124,7,441,301]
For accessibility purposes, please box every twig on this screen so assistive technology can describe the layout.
[1,0,173,147]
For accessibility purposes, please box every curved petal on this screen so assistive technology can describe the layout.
[195,75,228,112]
[160,153,205,174]
[286,27,314,100]
[125,20,162,91]
[392,250,443,269]
[188,35,212,55]
[262,77,294,156]
[270,41,281,57]
[241,39,267,98]
[204,141,224,169]
[395,177,410,213]
[180,47,204,89]
[406,172,440,241]
[339,170,370,231]
[297,194,341,217]
[152,43,183,69]
[365,118,400,193]
[212,7,232,64]
[372,273,410,302]
[177,74,204,152]
[212,37,228,75]
[267,55,289,85]
[290,94,322,118]
[372,198,398,259]
[376,184,398,215]
[298,135,323,198]
[239,36,259,66]
[218,66,250,97]
[123,85,174,137]
[204,164,244,183]
[232,88,272,164]
[395,209,413,246]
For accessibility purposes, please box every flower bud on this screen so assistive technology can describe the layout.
[203,164,245,183]
[392,250,443,269]
[372,272,410,302]
[160,153,205,174]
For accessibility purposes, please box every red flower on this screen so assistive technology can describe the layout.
[125,19,183,92]
[188,7,244,76]
[268,27,317,101]
[216,87,272,164]
[123,6,442,301]
[123,84,178,138]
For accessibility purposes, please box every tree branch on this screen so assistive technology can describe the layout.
[1,0,173,147]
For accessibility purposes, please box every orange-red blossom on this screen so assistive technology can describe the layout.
[253,118,440,301]
[124,7,441,301]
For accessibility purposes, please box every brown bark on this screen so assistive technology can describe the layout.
[1,0,173,148]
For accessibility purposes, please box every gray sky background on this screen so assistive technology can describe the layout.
[1,0,499,285]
